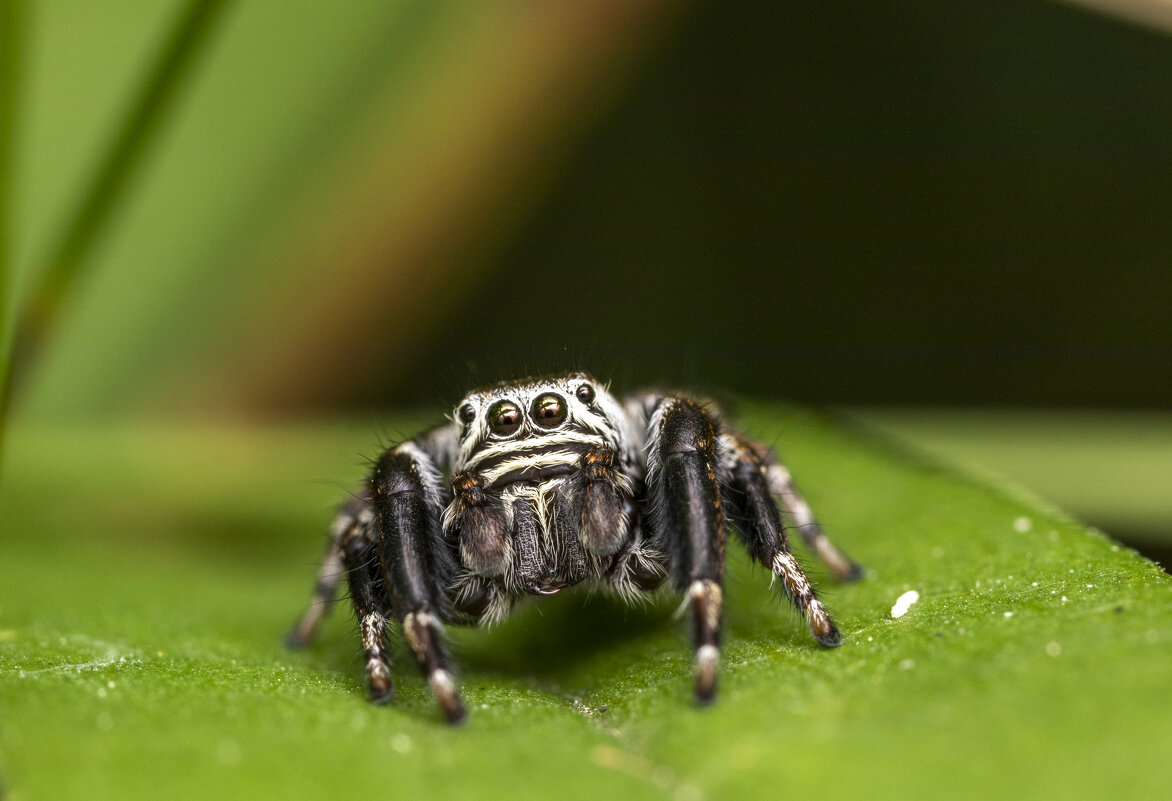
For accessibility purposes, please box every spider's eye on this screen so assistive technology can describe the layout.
[575,383,595,404]
[487,400,522,436]
[531,393,567,429]
[458,403,477,424]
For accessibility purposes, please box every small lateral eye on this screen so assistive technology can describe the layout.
[575,383,595,404]
[487,400,522,436]
[531,393,567,429]
[458,403,477,424]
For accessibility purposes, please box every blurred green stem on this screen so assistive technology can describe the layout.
[1,0,230,446]
[1,0,23,472]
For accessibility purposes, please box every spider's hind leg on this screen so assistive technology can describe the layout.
[722,433,844,647]
[343,521,396,704]
[646,398,727,704]
[285,495,366,649]
[760,443,863,581]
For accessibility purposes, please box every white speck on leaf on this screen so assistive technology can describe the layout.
[891,590,920,618]
[1014,516,1032,533]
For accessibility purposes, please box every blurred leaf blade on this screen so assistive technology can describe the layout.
[1,408,1169,799]
[8,0,229,410]
[1,0,23,463]
[13,0,680,422]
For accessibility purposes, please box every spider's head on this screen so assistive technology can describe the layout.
[449,373,631,480]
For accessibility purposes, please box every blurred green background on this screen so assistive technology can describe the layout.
[3,2,1172,799]
[3,0,1170,557]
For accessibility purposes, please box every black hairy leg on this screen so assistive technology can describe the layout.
[723,434,844,647]
[647,398,727,703]
[759,444,863,581]
[371,443,466,723]
[341,516,395,703]
[285,496,363,649]
[287,495,396,701]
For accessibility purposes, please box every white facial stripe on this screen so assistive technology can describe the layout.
[476,450,586,486]
[462,430,607,472]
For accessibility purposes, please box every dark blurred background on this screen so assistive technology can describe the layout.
[397,0,1172,411]
[5,0,1170,558]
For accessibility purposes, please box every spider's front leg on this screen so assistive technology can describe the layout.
[646,398,727,703]
[371,441,466,724]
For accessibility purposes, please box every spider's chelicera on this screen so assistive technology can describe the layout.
[287,373,862,723]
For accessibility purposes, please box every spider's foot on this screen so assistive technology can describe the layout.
[429,669,467,725]
[283,626,310,650]
[368,662,394,705]
[694,644,719,705]
[284,605,326,649]
[838,561,866,583]
[814,623,843,649]
[824,552,864,583]
[810,533,864,583]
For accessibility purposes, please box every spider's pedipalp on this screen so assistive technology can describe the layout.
[574,444,631,556]
[448,471,511,577]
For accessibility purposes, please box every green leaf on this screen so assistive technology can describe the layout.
[1,408,1169,800]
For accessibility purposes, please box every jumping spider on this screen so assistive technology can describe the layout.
[287,373,862,723]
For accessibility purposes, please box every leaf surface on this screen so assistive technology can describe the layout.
[1,408,1169,800]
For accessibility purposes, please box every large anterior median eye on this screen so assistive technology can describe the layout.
[487,400,522,436]
[530,393,567,429]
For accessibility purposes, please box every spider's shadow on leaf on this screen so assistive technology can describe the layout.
[449,588,679,681]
